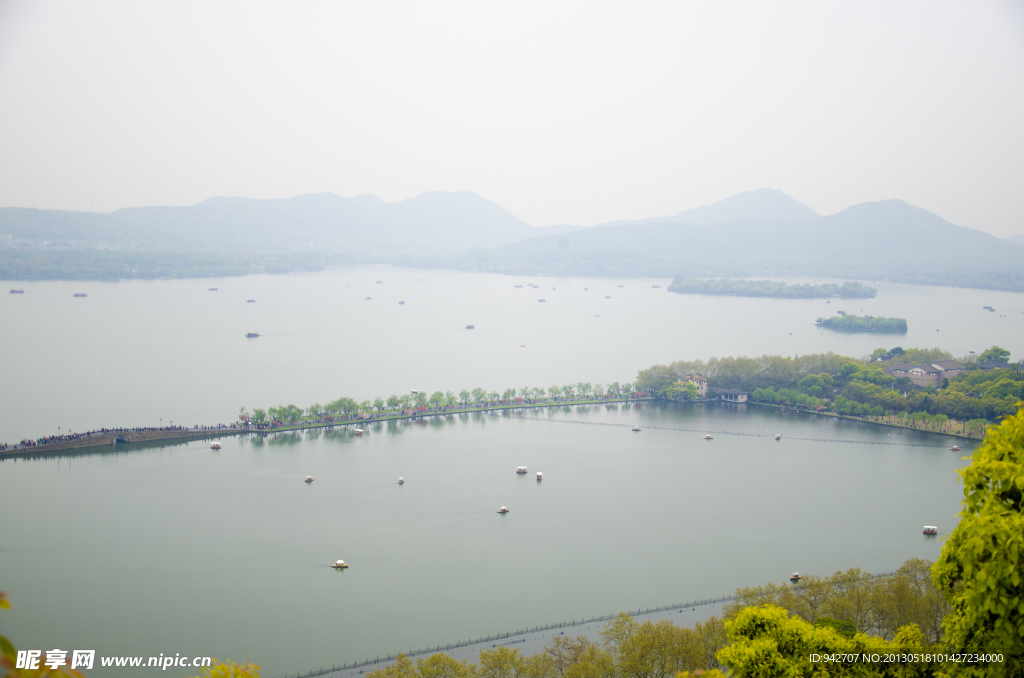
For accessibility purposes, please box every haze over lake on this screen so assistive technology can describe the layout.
[2,267,1022,443]
[0,402,970,678]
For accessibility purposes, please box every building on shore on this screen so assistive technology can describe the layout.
[882,360,965,388]
[719,389,748,403]
[677,373,708,398]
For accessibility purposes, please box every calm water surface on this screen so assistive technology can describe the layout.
[1,402,972,677]
[2,267,1022,442]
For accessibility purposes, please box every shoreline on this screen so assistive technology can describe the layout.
[2,395,976,461]
[740,400,981,441]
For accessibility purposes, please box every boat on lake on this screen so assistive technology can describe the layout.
[516,466,528,474]
[332,560,349,569]
[538,299,546,302]
[304,476,314,483]
[465,325,475,329]
[399,300,405,304]
[632,426,641,432]
[398,477,404,484]
[703,434,713,440]
[354,429,364,436]
[246,332,260,338]
[73,293,87,297]
[790,572,802,582]
[209,288,218,291]
[950,445,961,451]
[210,442,221,450]
[498,506,509,514]
[9,289,24,294]
[536,472,543,481]
[923,526,938,535]
[775,434,782,440]
[247,299,255,303]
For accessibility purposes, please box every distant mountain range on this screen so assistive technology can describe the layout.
[594,188,820,227]
[1006,234,1024,247]
[2,189,1022,291]
[419,193,1024,292]
[0,191,546,256]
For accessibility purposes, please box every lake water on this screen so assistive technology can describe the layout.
[1,402,972,677]
[2,267,1022,443]
[0,267,1014,677]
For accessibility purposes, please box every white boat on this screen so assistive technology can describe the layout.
[632,426,641,432]
[304,476,314,483]
[790,572,801,582]
[516,466,528,474]
[354,429,364,436]
[536,472,543,481]
[331,560,349,569]
[398,477,404,484]
[950,445,961,451]
[703,434,713,440]
[498,506,509,514]
[775,434,782,440]
[923,526,938,535]
[210,442,222,449]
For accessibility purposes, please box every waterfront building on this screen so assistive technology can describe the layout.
[882,360,965,388]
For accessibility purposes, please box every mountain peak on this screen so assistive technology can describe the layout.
[673,188,819,224]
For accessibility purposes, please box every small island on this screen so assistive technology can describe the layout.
[667,276,876,299]
[816,314,907,333]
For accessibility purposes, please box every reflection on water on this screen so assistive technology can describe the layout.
[3,267,1022,441]
[0,401,974,678]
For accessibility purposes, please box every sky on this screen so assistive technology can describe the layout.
[0,0,1022,236]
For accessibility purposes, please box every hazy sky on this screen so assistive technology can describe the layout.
[1,1,1022,235]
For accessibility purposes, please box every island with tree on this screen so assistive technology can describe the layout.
[666,276,876,298]
[815,314,907,333]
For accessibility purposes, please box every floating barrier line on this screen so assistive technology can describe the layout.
[280,595,736,678]
[528,416,948,448]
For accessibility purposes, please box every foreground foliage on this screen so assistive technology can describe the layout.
[932,406,1024,676]
[727,559,949,643]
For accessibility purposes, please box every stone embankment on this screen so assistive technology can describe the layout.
[0,427,244,459]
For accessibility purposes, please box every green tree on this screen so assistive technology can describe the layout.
[239,406,249,421]
[429,392,445,408]
[932,405,1024,675]
[682,383,699,400]
[373,397,384,412]
[192,661,262,678]
[549,386,562,400]
[416,653,476,678]
[472,388,487,403]
[478,647,526,678]
[252,408,267,425]
[308,403,322,418]
[387,395,402,410]
[459,390,471,405]
[977,345,1011,364]
[545,635,593,677]
[716,605,936,677]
